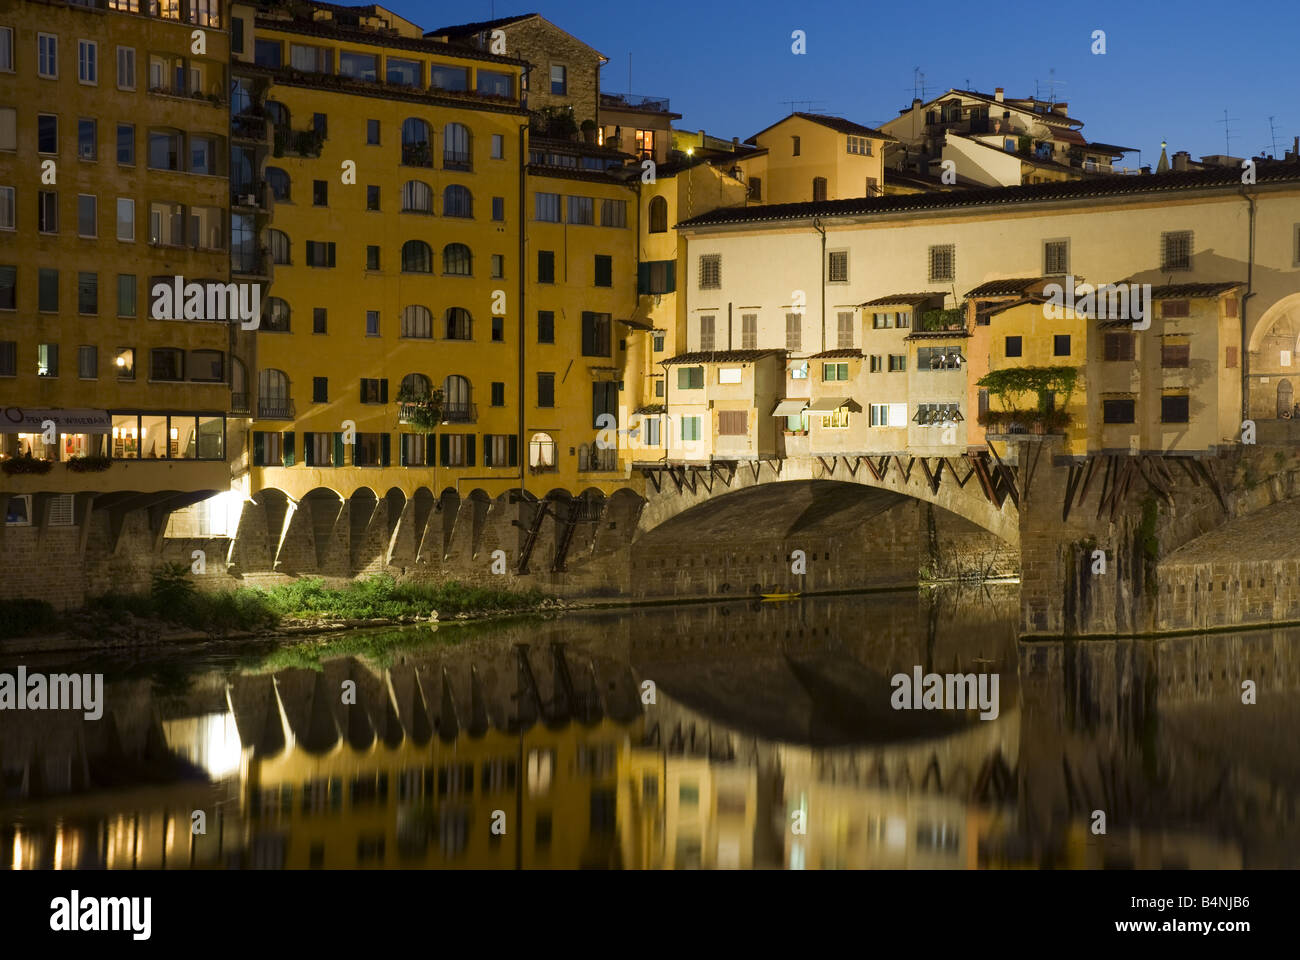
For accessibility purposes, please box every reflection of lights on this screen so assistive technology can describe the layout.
[161,711,242,780]
[12,829,22,871]
[54,823,62,870]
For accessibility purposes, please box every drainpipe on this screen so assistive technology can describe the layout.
[1239,184,1257,425]
[812,218,827,352]
[518,121,528,497]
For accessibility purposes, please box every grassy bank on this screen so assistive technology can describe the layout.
[0,566,552,640]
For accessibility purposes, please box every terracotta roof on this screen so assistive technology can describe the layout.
[946,90,1085,127]
[660,349,785,365]
[1051,128,1088,146]
[860,292,943,307]
[1149,282,1243,298]
[427,13,538,37]
[808,349,864,359]
[746,112,898,145]
[966,277,1050,298]
[676,161,1300,228]
[633,403,666,415]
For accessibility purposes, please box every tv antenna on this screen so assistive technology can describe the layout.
[1218,109,1241,156]
[1268,116,1280,158]
[906,67,930,101]
[1036,69,1066,106]
[781,98,827,115]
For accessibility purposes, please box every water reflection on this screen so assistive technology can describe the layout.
[1,585,1293,868]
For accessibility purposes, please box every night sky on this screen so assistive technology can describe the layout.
[398,0,1300,165]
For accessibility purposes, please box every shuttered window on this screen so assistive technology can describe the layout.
[742,314,757,349]
[785,313,801,351]
[837,312,854,348]
[717,410,748,436]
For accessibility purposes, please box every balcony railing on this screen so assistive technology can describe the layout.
[232,182,267,210]
[232,110,268,141]
[257,399,295,420]
[401,142,433,167]
[578,445,618,472]
[230,392,250,415]
[601,93,672,112]
[441,402,477,424]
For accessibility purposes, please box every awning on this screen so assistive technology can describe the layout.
[0,408,112,433]
[807,397,851,412]
[771,399,808,417]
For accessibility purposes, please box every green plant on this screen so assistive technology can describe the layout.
[921,307,964,331]
[396,384,445,432]
[66,455,112,472]
[977,366,1078,413]
[2,456,54,475]
[0,598,58,639]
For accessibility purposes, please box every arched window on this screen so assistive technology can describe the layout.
[443,375,471,421]
[150,348,185,381]
[264,100,289,128]
[401,118,432,166]
[262,297,290,331]
[442,243,472,276]
[258,369,291,419]
[401,179,433,213]
[443,122,471,169]
[188,349,224,382]
[401,305,433,338]
[529,432,556,470]
[443,184,473,218]
[402,239,433,273]
[648,195,668,233]
[400,373,431,398]
[444,307,472,340]
[812,176,827,202]
[266,167,291,201]
[267,228,290,264]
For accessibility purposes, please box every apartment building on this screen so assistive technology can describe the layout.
[0,0,233,529]
[736,113,894,204]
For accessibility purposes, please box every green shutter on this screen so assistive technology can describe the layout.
[637,262,649,295]
[508,434,518,467]
[440,433,449,466]
[666,260,676,293]
[483,436,493,467]
[253,432,265,466]
[466,434,476,467]
[333,432,344,466]
[380,379,389,403]
[360,381,366,404]
[399,434,407,466]
[381,432,390,466]
[283,431,295,466]
[304,433,315,467]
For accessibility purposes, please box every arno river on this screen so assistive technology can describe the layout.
[3,585,1298,869]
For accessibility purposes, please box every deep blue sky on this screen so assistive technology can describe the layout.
[401,0,1300,163]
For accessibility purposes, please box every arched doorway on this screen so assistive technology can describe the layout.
[1278,379,1294,418]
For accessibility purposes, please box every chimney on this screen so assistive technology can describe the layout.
[1173,150,1191,171]
[994,87,1004,102]
[913,98,922,109]
[732,136,738,148]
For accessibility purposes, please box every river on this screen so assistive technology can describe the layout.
[2,584,1297,869]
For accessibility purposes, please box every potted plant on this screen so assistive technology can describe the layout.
[396,384,445,432]
[2,455,54,476]
[581,119,598,144]
[66,455,112,473]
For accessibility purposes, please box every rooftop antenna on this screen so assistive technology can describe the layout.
[906,67,929,101]
[628,52,632,95]
[1268,115,1280,158]
[1218,108,1241,155]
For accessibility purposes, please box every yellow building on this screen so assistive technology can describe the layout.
[0,0,233,527]
[736,113,893,204]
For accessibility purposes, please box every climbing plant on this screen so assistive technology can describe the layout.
[977,365,1078,412]
[395,384,444,433]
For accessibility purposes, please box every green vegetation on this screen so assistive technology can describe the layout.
[395,383,445,432]
[0,598,58,640]
[921,307,965,331]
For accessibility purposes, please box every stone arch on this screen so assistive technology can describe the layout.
[298,486,345,572]
[465,487,492,557]
[1248,291,1300,353]
[348,486,381,574]
[438,487,460,559]
[411,486,436,563]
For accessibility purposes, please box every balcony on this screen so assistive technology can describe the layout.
[257,399,296,420]
[230,392,250,415]
[231,246,270,278]
[401,142,433,168]
[232,110,268,142]
[273,128,324,159]
[578,444,618,472]
[232,182,267,210]
[441,402,477,424]
[601,93,672,113]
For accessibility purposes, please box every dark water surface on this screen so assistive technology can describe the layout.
[3,585,1297,869]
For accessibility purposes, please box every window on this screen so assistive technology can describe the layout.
[1044,239,1069,276]
[115,197,133,240]
[654,331,666,352]
[1054,334,1071,357]
[306,241,336,267]
[646,197,670,235]
[443,184,472,217]
[0,265,14,310]
[491,315,504,340]
[837,312,854,348]
[699,315,715,351]
[339,51,377,81]
[538,250,555,283]
[748,176,762,201]
[268,229,290,265]
[148,129,182,171]
[812,177,827,202]
[1103,332,1134,361]
[430,64,469,92]
[38,191,58,233]
[534,192,562,222]
[38,114,58,154]
[312,308,327,334]
[366,185,380,211]
[929,244,955,282]
[601,199,626,228]
[550,63,567,94]
[918,345,964,369]
[402,240,432,273]
[150,348,184,381]
[537,373,555,408]
[366,119,380,145]
[866,176,879,197]
[313,179,327,206]
[847,135,873,155]
[491,134,504,159]
[366,245,380,270]
[699,254,721,290]
[444,122,471,169]
[822,362,848,381]
[476,69,513,98]
[594,255,612,287]
[401,305,432,339]
[366,310,379,336]
[77,194,97,237]
[786,313,801,351]
[869,355,882,372]
[401,118,432,166]
[77,272,97,314]
[537,312,554,343]
[38,269,57,311]
[1161,299,1190,318]
[360,378,388,404]
[1103,398,1135,423]
[78,40,97,84]
[37,343,58,377]
[262,298,290,332]
[742,314,757,349]
[1161,340,1191,368]
[78,345,98,379]
[681,416,701,441]
[1161,231,1192,271]
[490,382,505,407]
[491,254,504,279]
[581,312,611,357]
[117,274,136,316]
[115,347,135,379]
[869,403,908,427]
[443,243,472,276]
[0,27,11,73]
[0,108,13,152]
[567,195,594,225]
[117,124,134,165]
[386,56,420,87]
[445,307,472,340]
[230,17,244,55]
[78,119,97,161]
[492,196,505,221]
[1004,336,1023,358]
[913,402,961,426]
[718,366,743,385]
[401,179,432,213]
[718,410,748,435]
[888,354,906,372]
[821,406,851,429]
[677,366,703,390]
[117,46,135,89]
[38,33,57,79]
[792,135,800,156]
[828,250,848,283]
